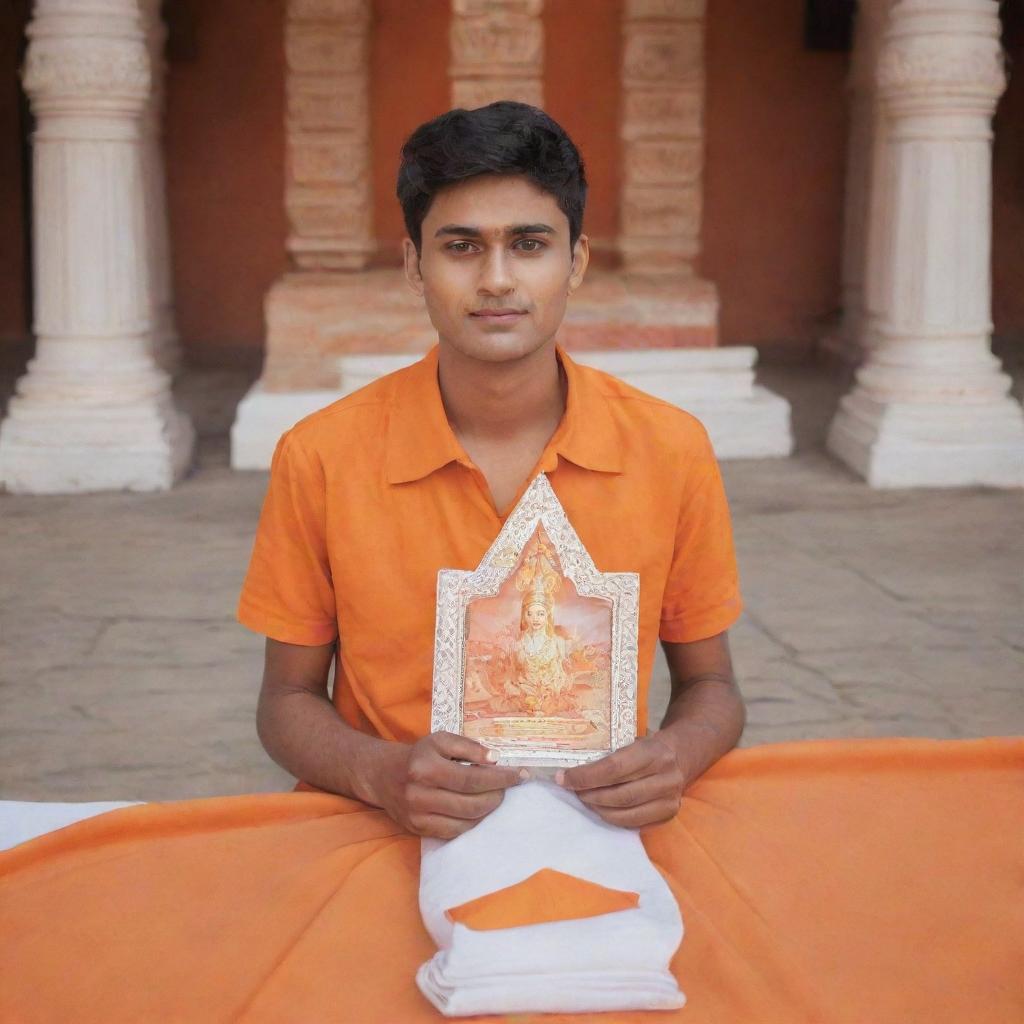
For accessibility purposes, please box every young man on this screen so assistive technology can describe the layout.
[6,102,1019,1024]
[239,101,745,839]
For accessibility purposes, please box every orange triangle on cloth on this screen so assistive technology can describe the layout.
[445,868,640,932]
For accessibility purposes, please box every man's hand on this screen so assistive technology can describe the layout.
[558,633,746,830]
[372,732,524,840]
[557,733,686,829]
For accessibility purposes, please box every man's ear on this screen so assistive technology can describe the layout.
[568,233,590,295]
[403,238,424,296]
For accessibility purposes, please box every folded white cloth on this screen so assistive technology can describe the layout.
[0,800,140,851]
[417,778,685,1017]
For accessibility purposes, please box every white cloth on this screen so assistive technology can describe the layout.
[417,779,685,1017]
[0,800,140,851]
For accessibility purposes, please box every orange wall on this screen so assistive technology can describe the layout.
[163,0,287,361]
[992,14,1024,344]
[0,3,28,348]
[370,0,450,259]
[703,0,848,354]
[370,0,622,259]
[543,0,622,256]
[161,0,850,357]
[2,3,1021,361]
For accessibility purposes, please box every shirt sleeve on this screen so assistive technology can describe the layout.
[659,424,743,643]
[237,429,338,646]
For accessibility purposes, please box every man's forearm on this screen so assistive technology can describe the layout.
[656,676,745,789]
[256,687,402,806]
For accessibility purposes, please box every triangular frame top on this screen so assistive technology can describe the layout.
[431,474,639,767]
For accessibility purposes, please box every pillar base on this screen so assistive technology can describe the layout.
[827,390,1024,488]
[0,395,194,493]
[231,346,793,470]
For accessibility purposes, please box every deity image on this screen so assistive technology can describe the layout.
[462,524,613,752]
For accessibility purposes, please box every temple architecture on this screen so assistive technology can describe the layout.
[0,0,1022,492]
[231,0,792,471]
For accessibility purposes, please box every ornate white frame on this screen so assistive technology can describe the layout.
[431,474,639,767]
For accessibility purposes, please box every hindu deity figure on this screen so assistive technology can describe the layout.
[505,531,575,716]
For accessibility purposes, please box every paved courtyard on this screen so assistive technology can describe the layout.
[1,359,1022,802]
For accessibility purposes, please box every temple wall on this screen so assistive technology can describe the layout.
[543,0,622,259]
[161,0,288,363]
[0,3,28,350]
[0,0,1021,361]
[370,0,450,256]
[992,10,1024,346]
[703,0,847,357]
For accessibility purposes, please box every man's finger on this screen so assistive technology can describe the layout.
[430,731,500,766]
[410,813,481,840]
[432,756,523,795]
[588,798,680,830]
[560,740,660,792]
[409,783,504,821]
[575,776,665,810]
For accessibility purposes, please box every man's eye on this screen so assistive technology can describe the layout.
[447,242,476,254]
[515,239,546,252]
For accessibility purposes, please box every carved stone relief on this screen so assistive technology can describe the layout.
[449,0,544,109]
[618,0,705,276]
[285,0,373,271]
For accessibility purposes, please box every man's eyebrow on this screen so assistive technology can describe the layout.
[508,223,556,235]
[434,224,482,238]
[433,223,557,238]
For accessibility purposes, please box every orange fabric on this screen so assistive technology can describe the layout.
[2,738,1022,1022]
[444,867,640,931]
[237,345,742,742]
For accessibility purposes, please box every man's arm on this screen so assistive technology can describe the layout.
[256,638,522,838]
[558,631,745,828]
[659,631,746,784]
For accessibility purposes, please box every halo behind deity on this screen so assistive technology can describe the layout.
[431,473,639,768]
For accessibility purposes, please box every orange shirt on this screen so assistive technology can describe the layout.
[237,346,741,742]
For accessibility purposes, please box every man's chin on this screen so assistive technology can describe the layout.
[439,331,557,365]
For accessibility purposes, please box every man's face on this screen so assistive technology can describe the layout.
[403,174,589,363]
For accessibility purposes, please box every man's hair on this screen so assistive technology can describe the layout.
[396,101,587,253]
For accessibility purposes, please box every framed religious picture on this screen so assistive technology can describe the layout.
[431,474,640,769]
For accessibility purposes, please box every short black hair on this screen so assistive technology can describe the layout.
[397,101,587,253]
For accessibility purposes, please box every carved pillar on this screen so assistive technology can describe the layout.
[827,0,1024,487]
[139,0,180,375]
[0,0,194,494]
[284,0,373,271]
[618,0,704,277]
[825,0,893,365]
[449,0,543,109]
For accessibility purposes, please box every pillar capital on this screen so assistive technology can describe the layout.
[23,0,149,116]
[877,0,1005,116]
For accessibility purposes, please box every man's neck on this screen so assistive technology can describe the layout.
[437,341,565,444]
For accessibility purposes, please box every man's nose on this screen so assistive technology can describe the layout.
[477,248,514,296]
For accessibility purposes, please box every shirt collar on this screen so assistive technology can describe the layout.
[385,344,624,485]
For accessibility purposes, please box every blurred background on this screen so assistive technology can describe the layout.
[1,0,1022,803]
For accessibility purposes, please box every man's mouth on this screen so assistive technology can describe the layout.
[469,308,528,322]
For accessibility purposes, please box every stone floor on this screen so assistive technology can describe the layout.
[1,358,1022,802]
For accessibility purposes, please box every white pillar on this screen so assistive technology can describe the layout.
[139,0,181,375]
[0,0,194,494]
[827,0,1024,488]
